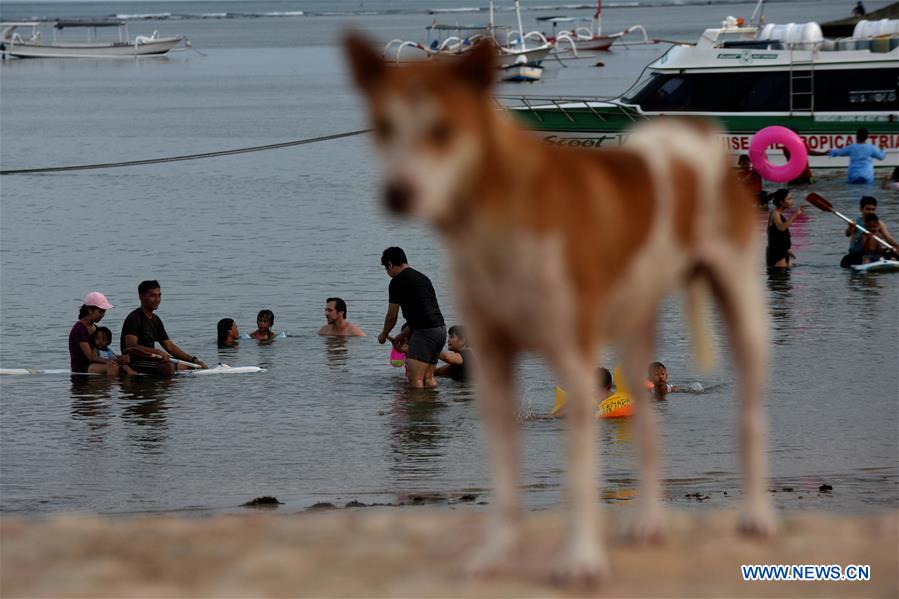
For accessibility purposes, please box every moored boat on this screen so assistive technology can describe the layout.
[1,20,187,59]
[504,14,899,168]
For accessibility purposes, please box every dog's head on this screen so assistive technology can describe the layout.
[345,34,495,221]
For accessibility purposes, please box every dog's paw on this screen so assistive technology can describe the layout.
[738,502,781,537]
[465,530,519,578]
[624,501,666,543]
[552,537,609,587]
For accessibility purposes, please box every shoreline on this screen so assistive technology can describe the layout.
[3,508,896,597]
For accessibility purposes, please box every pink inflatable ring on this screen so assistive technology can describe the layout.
[748,126,808,183]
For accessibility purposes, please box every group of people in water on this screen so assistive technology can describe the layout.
[67,248,475,388]
[736,127,898,269]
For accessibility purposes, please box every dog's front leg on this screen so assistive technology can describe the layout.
[712,266,780,537]
[467,344,523,576]
[552,350,608,585]
[620,330,666,542]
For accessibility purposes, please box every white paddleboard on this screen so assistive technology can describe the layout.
[1,365,265,376]
[0,368,93,376]
[177,364,266,375]
[850,259,899,273]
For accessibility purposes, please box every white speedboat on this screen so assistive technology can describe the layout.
[1,20,187,59]
[504,8,899,168]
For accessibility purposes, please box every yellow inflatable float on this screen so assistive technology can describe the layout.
[550,366,635,419]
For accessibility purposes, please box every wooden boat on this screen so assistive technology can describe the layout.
[1,20,186,59]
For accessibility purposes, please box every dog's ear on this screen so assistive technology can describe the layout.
[344,33,385,93]
[453,40,496,91]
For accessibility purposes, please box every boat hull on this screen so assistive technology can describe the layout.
[3,36,184,58]
[508,103,899,169]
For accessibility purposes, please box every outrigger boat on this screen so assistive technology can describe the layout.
[1,20,187,59]
[542,0,652,52]
[384,0,563,81]
[503,3,899,168]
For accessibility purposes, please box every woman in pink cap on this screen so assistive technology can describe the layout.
[68,292,119,377]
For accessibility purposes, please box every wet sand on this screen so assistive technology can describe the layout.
[2,508,896,597]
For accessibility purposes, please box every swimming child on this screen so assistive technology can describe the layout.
[249,309,278,341]
[217,318,240,347]
[648,362,676,396]
[93,326,138,376]
[435,325,474,382]
[647,362,704,396]
[551,367,612,418]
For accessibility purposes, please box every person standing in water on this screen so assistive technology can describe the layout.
[766,189,804,268]
[828,128,886,185]
[377,247,446,389]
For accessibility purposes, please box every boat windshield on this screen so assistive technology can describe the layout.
[623,69,898,112]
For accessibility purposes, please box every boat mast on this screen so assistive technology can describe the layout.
[749,0,766,27]
[514,0,525,49]
[595,0,602,37]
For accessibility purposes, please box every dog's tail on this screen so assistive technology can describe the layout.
[685,272,716,373]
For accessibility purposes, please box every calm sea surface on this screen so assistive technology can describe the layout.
[1,0,897,517]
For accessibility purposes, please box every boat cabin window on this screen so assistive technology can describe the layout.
[813,68,899,111]
[625,68,898,112]
[625,72,789,111]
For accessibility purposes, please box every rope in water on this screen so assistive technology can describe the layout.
[0,129,372,175]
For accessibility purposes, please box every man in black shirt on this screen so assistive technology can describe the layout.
[377,247,446,388]
[120,280,208,376]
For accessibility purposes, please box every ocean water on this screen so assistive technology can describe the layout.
[1,0,897,517]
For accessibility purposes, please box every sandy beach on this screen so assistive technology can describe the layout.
[2,507,896,597]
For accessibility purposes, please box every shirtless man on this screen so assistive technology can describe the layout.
[318,297,366,337]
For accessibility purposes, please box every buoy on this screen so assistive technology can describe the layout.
[749,126,808,183]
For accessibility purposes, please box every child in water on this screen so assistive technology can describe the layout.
[435,325,475,382]
[647,361,703,396]
[859,214,899,263]
[249,309,278,341]
[551,367,613,418]
[93,327,138,376]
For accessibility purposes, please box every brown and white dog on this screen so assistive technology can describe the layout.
[345,36,778,583]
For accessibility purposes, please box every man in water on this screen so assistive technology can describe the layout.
[377,247,446,389]
[318,297,366,337]
[120,280,208,375]
[828,128,886,184]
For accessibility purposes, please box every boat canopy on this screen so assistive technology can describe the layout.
[54,20,125,29]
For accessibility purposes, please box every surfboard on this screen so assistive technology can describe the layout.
[850,259,899,273]
[0,364,265,376]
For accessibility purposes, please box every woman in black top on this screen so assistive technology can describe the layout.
[766,189,803,268]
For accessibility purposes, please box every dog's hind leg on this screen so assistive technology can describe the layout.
[619,319,666,542]
[466,343,523,576]
[550,347,608,584]
[706,259,779,536]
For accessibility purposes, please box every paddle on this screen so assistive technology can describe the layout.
[124,346,203,369]
[806,192,894,252]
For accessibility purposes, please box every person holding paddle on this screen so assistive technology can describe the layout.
[120,280,208,376]
[69,291,119,377]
